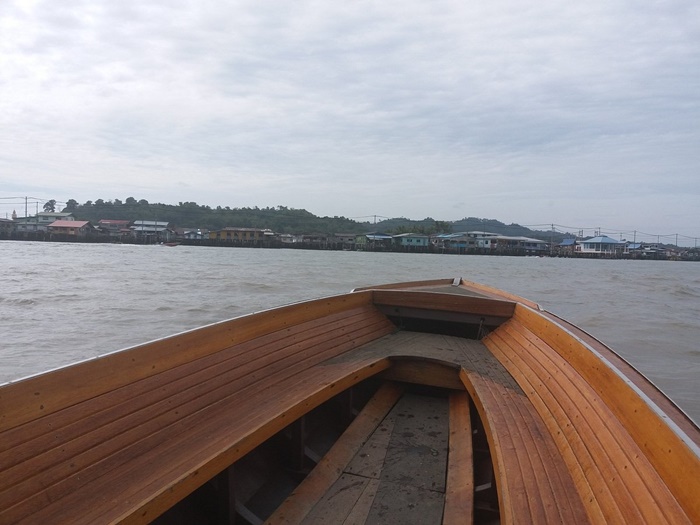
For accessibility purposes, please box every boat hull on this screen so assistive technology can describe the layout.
[0,278,698,524]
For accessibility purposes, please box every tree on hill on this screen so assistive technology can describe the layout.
[69,199,367,234]
[43,199,56,213]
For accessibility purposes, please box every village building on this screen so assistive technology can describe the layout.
[492,235,548,253]
[393,233,431,249]
[555,238,579,256]
[579,235,625,256]
[279,233,303,245]
[131,221,174,242]
[0,218,14,237]
[209,227,266,244]
[47,220,94,238]
[355,232,393,250]
[433,231,547,254]
[331,233,356,249]
[178,228,208,240]
[14,212,75,233]
[98,219,132,239]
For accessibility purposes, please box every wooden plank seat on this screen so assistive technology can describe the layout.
[0,296,397,525]
[432,334,588,524]
[484,304,698,524]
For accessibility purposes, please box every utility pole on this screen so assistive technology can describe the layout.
[550,224,554,256]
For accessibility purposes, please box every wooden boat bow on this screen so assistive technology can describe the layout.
[1,278,698,524]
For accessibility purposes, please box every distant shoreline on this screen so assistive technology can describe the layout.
[2,235,697,261]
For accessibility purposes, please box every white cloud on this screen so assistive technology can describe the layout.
[1,0,699,236]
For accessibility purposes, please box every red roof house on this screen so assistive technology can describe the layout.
[48,220,93,237]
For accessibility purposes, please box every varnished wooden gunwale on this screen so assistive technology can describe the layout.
[0,308,390,503]
[484,305,699,523]
[0,307,384,464]
[0,291,376,431]
[0,293,397,524]
[541,309,700,445]
[510,304,700,521]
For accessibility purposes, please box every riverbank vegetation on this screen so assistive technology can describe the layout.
[61,198,560,240]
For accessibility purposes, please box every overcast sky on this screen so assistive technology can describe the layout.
[1,0,698,243]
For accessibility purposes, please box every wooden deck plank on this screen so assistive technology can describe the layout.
[478,344,583,523]
[339,478,381,525]
[478,371,549,523]
[345,414,395,480]
[300,473,371,524]
[381,360,464,390]
[408,332,582,524]
[478,329,590,525]
[347,394,449,525]
[272,390,452,525]
[265,383,404,525]
[379,393,449,492]
[363,479,445,524]
[442,393,473,525]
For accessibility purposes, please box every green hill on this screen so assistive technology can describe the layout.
[64,198,565,241]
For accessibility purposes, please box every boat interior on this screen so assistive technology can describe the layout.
[0,278,698,524]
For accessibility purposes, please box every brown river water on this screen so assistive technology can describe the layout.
[1,241,698,423]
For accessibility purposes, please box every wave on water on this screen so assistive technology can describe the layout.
[155,305,174,312]
[239,282,277,292]
[670,284,700,299]
[0,297,37,305]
